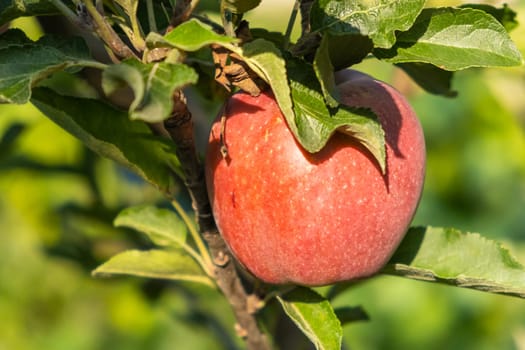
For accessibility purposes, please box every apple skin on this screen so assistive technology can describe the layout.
[205,70,426,286]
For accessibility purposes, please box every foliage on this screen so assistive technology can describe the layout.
[0,0,524,349]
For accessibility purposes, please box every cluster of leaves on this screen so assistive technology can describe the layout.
[0,0,524,349]
[1,1,523,172]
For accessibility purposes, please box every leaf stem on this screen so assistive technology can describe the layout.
[48,0,83,27]
[171,199,214,271]
[171,0,200,27]
[164,91,271,350]
[181,242,214,277]
[77,60,109,70]
[221,6,235,37]
[187,0,201,19]
[128,2,146,50]
[284,0,300,50]
[146,0,158,33]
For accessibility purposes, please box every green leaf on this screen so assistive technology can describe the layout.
[111,0,144,49]
[30,87,181,195]
[0,30,105,104]
[227,39,296,135]
[396,62,457,97]
[92,249,214,287]
[287,58,386,172]
[160,18,238,51]
[102,58,198,122]
[313,35,339,108]
[383,227,525,298]
[325,33,373,71]
[460,3,518,32]
[374,8,524,70]
[102,59,145,103]
[0,0,59,26]
[221,0,261,14]
[310,0,426,48]
[114,205,187,247]
[113,0,139,19]
[277,287,342,350]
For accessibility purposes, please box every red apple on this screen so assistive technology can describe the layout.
[205,70,426,286]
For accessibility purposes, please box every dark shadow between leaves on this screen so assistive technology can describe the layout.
[385,226,427,267]
[299,130,391,192]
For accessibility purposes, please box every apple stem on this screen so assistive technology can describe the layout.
[164,90,272,350]
[219,111,229,159]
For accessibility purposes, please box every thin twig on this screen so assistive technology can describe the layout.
[203,230,272,350]
[171,199,213,269]
[171,0,200,27]
[283,0,300,50]
[221,7,235,37]
[163,91,272,350]
[48,0,83,27]
[299,0,314,36]
[82,0,136,58]
[127,1,146,50]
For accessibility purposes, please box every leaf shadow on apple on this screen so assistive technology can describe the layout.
[335,69,405,160]
[300,131,391,191]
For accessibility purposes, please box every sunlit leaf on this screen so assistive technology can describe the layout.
[310,0,426,48]
[277,287,342,350]
[460,3,518,32]
[114,205,187,247]
[374,8,524,70]
[384,226,525,298]
[92,249,214,287]
[160,18,238,51]
[287,58,385,172]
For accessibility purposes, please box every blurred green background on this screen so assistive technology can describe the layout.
[1,0,525,349]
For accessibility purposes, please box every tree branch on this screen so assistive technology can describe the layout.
[83,0,136,59]
[163,91,272,350]
[299,0,314,36]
